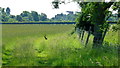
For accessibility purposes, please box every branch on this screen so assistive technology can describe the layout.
[105,12,112,21]
[103,0,115,10]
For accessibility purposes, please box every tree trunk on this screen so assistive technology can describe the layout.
[92,6,106,48]
[93,22,104,48]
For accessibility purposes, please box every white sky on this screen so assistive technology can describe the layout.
[0,0,80,18]
[0,0,117,18]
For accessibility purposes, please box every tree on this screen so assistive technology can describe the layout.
[1,8,5,13]
[0,7,9,22]
[6,7,10,16]
[51,12,77,21]
[52,0,117,48]
[8,18,17,22]
[28,14,33,21]
[1,14,9,22]
[31,11,39,21]
[16,15,23,22]
[10,15,15,19]
[20,11,30,17]
[112,2,120,19]
[76,1,115,48]
[39,13,47,21]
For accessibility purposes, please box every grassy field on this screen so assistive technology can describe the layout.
[2,24,118,66]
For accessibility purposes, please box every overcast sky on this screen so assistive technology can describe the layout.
[0,0,80,18]
[0,0,117,18]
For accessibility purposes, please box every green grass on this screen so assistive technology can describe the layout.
[2,24,118,66]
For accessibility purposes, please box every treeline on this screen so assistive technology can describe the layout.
[0,7,48,22]
[0,7,117,23]
[51,11,77,21]
[0,7,77,23]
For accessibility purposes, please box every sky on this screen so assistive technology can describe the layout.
[0,0,80,18]
[0,0,117,18]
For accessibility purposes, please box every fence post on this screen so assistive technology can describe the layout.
[85,26,91,46]
[79,27,82,39]
[81,27,85,41]
[101,26,109,44]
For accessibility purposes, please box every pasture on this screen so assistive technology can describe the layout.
[2,24,118,66]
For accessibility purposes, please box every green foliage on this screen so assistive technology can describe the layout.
[16,15,23,22]
[52,0,60,9]
[1,7,5,13]
[20,11,30,17]
[7,18,17,22]
[10,15,15,18]
[39,13,47,21]
[31,11,39,21]
[51,12,77,21]
[6,7,10,15]
[20,11,34,21]
[112,2,120,11]
[0,7,78,23]
[75,2,117,47]
[1,14,9,22]
[111,24,120,32]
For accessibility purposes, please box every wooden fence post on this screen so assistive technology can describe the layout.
[81,27,85,41]
[85,26,91,46]
[101,26,108,44]
[79,28,82,39]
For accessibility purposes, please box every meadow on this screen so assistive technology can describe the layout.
[2,24,118,67]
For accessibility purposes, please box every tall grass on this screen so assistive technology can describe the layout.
[2,24,118,66]
[34,33,118,66]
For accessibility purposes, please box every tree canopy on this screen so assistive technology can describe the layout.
[0,7,79,23]
[52,0,119,48]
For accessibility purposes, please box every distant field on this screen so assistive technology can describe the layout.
[2,24,74,44]
[2,24,118,66]
[2,24,74,37]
